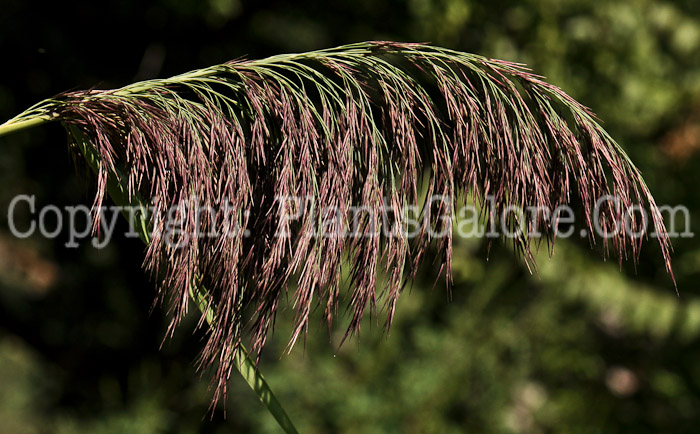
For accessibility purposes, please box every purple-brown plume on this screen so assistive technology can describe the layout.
[14,42,674,404]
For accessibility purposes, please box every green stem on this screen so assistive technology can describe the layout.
[189,285,299,433]
[0,115,52,138]
[233,346,298,433]
[68,124,299,433]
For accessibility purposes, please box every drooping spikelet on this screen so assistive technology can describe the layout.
[6,41,674,403]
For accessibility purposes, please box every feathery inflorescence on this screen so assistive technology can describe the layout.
[8,41,673,403]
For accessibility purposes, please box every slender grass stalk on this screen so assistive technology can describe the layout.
[0,116,52,137]
[70,125,299,433]
[190,284,298,434]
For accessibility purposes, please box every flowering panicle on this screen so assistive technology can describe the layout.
[8,41,673,403]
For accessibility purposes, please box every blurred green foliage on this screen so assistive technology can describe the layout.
[1,0,699,432]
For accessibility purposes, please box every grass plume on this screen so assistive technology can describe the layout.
[0,41,674,407]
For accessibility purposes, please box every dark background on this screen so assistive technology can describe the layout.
[1,0,699,432]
